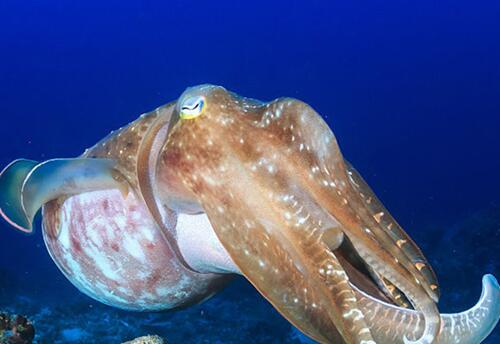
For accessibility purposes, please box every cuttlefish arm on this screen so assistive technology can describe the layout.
[344,161,439,303]
[256,97,441,343]
[356,274,500,343]
[170,153,379,342]
[159,85,445,343]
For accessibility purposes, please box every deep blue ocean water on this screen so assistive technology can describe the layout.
[0,1,499,343]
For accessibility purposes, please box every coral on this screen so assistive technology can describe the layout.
[122,335,164,344]
[0,312,34,344]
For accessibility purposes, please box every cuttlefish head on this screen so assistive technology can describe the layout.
[156,85,445,343]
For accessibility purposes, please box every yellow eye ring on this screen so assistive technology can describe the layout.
[180,97,205,120]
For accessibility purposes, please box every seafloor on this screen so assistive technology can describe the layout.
[1,206,499,343]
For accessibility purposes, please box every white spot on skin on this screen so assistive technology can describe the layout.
[114,215,127,229]
[87,226,103,247]
[156,286,170,297]
[84,243,121,281]
[123,235,146,263]
[343,308,364,320]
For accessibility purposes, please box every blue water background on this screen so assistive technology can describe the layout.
[0,1,499,342]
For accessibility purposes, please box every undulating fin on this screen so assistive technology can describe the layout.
[345,161,440,301]
[0,158,127,233]
[0,159,38,233]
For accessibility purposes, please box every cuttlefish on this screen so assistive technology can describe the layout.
[0,85,498,343]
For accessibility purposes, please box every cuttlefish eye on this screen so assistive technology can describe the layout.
[179,96,205,120]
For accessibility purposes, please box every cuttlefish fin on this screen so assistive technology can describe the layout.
[258,99,440,344]
[345,161,440,301]
[0,158,128,233]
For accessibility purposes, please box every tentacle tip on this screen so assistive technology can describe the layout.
[483,274,499,291]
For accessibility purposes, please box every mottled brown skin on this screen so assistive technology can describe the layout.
[157,86,441,344]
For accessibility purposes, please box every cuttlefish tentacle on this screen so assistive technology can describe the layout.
[260,99,441,343]
[368,268,412,308]
[354,274,500,344]
[345,161,439,300]
[265,99,438,303]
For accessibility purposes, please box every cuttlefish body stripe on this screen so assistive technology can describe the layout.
[160,86,443,343]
